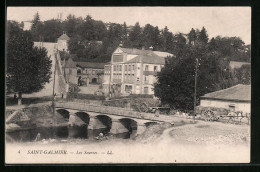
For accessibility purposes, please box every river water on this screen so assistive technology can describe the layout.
[6,125,132,142]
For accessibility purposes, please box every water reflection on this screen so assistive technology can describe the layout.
[6,125,134,142]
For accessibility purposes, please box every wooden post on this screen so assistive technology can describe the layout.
[53,55,57,115]
[193,58,199,121]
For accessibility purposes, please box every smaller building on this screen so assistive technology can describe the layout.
[200,84,251,113]
[57,32,70,52]
[229,61,251,69]
[61,54,106,86]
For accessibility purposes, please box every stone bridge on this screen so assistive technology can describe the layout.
[55,102,175,137]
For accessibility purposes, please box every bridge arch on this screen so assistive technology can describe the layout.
[56,109,70,119]
[96,115,112,129]
[118,118,138,133]
[74,112,90,125]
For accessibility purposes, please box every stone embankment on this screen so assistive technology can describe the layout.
[6,103,67,132]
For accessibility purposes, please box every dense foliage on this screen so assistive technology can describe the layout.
[6,21,52,104]
[11,12,250,63]
[154,30,251,111]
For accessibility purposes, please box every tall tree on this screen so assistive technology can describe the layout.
[161,26,174,52]
[41,19,63,42]
[172,33,187,56]
[30,12,44,41]
[31,11,40,30]
[188,28,197,45]
[122,22,128,46]
[128,22,143,49]
[197,26,209,44]
[7,22,52,105]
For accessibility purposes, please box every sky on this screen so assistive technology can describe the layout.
[7,7,251,44]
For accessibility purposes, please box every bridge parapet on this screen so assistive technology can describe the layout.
[55,102,174,123]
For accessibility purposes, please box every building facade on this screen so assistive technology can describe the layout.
[103,47,173,96]
[200,84,251,113]
[60,54,106,86]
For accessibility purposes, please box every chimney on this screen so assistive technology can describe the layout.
[149,46,153,51]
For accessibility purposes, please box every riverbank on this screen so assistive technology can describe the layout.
[5,119,250,163]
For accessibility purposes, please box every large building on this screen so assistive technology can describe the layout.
[200,84,251,113]
[103,47,173,96]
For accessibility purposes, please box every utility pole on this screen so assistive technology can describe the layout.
[193,58,199,121]
[52,55,57,115]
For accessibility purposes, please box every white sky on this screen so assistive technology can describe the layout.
[7,7,251,44]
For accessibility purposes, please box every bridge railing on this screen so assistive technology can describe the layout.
[55,102,174,122]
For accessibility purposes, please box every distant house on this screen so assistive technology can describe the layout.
[22,21,32,31]
[229,61,251,69]
[57,32,70,52]
[61,55,106,86]
[200,84,251,113]
[103,47,173,96]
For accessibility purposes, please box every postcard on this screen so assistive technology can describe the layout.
[5,6,251,164]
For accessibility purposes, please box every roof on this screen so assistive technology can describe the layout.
[119,47,158,56]
[64,57,76,68]
[76,62,107,69]
[58,33,70,41]
[153,51,174,58]
[125,55,165,65]
[201,84,251,102]
[229,61,251,69]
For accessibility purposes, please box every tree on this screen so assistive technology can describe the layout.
[233,64,251,85]
[188,28,196,45]
[31,12,40,30]
[6,23,52,105]
[122,22,128,46]
[154,45,233,111]
[172,33,187,56]
[41,19,63,42]
[197,27,209,44]
[209,36,250,62]
[161,26,174,52]
[128,22,143,48]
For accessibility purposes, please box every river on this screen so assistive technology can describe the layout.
[6,125,133,143]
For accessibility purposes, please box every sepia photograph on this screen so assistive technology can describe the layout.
[5,6,251,164]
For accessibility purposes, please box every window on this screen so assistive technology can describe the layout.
[113,54,123,62]
[137,77,140,82]
[125,65,127,72]
[119,65,122,71]
[154,66,158,72]
[144,75,148,81]
[132,65,135,71]
[145,65,149,71]
[129,65,131,72]
[77,69,81,74]
[144,87,149,94]
[125,85,133,93]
